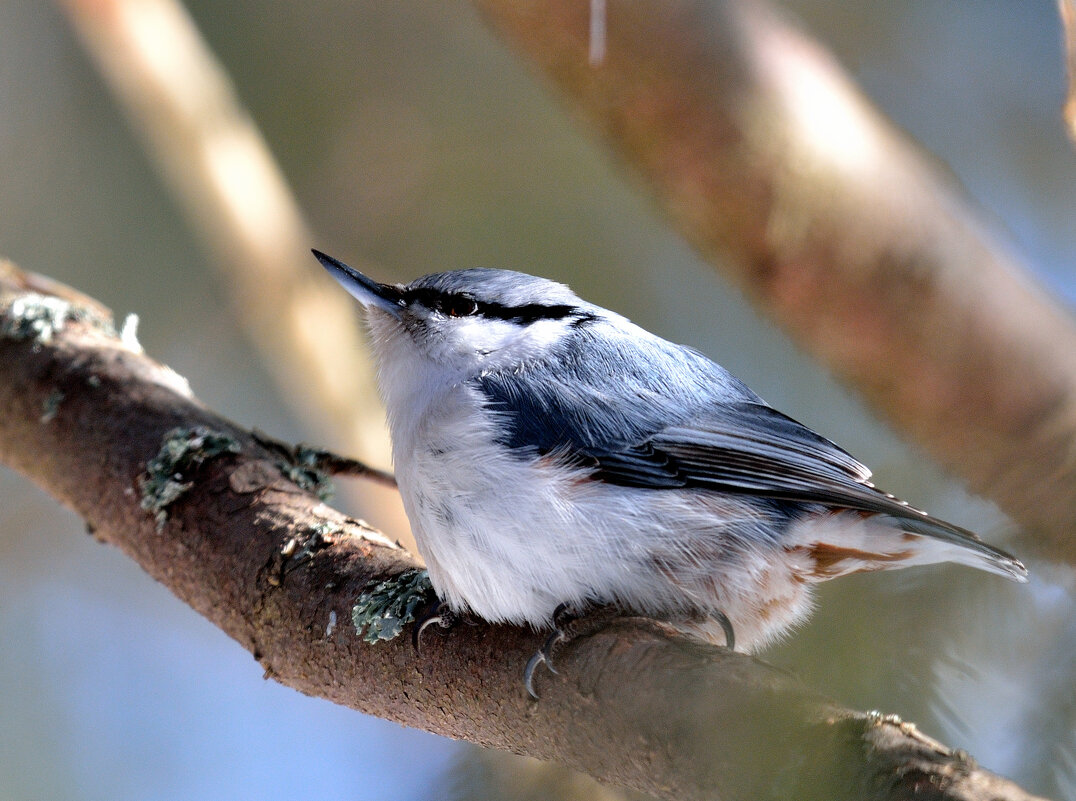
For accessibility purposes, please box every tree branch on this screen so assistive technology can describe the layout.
[0,262,1044,800]
[473,0,1076,561]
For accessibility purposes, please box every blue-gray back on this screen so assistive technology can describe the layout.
[477,323,759,453]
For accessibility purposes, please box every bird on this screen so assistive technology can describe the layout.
[313,250,1027,684]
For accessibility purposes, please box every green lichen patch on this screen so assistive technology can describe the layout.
[139,426,241,531]
[1,293,114,344]
[275,445,335,502]
[40,389,64,423]
[352,569,434,643]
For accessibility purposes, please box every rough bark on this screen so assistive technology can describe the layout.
[0,263,1046,800]
[473,0,1076,561]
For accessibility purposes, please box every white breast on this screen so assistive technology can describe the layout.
[388,382,812,647]
[391,383,594,624]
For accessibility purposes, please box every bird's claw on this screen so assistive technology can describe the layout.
[716,610,736,651]
[412,599,458,652]
[523,650,547,700]
[522,603,733,698]
[525,628,566,699]
[524,608,578,699]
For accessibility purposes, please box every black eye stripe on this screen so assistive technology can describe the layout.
[442,296,479,317]
[481,302,575,324]
[402,288,579,324]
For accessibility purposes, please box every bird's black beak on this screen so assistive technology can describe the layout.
[312,250,405,317]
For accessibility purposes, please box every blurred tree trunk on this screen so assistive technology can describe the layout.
[474,0,1076,562]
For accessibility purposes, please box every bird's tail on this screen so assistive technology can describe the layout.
[790,508,1028,583]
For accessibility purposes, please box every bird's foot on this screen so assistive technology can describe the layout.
[411,598,461,652]
[525,602,621,700]
[522,605,737,698]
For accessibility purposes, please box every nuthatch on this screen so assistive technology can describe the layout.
[315,251,1027,690]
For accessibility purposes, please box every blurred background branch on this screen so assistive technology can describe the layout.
[56,0,411,545]
[474,0,1076,562]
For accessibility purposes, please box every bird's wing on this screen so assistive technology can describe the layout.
[478,365,1019,568]
[591,401,985,544]
[607,402,872,495]
[601,402,1026,579]
[480,363,876,508]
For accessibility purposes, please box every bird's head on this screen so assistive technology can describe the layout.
[313,250,601,405]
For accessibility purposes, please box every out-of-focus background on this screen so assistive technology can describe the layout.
[1,2,1074,799]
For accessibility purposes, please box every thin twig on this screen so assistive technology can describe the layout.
[252,429,398,488]
[309,452,398,486]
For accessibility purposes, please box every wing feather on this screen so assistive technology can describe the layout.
[474,339,1024,579]
[610,406,1022,572]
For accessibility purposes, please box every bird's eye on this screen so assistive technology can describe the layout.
[441,297,479,318]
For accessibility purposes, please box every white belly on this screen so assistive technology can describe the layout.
[394,389,601,624]
[389,385,812,648]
